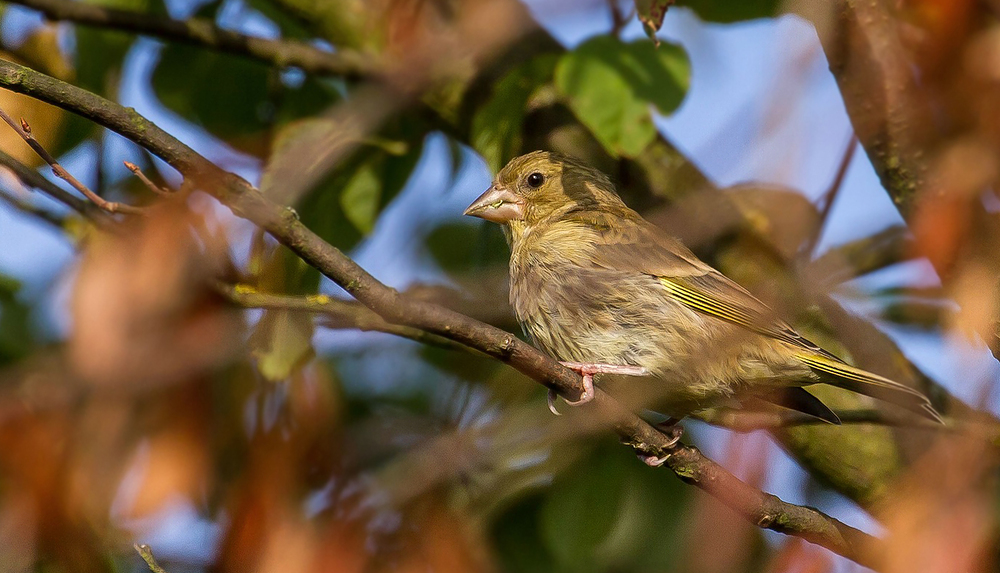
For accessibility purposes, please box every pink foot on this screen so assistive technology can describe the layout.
[546,362,649,416]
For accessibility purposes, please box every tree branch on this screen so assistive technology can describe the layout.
[123,161,172,195]
[215,282,473,352]
[0,59,882,567]
[801,134,857,258]
[134,544,169,573]
[0,186,65,228]
[0,106,144,214]
[7,0,374,78]
[807,225,912,284]
[0,148,114,227]
[698,407,968,433]
[812,1,1000,365]
[658,443,876,562]
[818,0,934,216]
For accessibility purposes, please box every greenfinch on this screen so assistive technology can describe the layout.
[465,151,940,426]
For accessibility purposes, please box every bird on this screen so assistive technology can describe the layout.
[464,150,941,446]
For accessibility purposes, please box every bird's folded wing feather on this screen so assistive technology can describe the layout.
[582,216,840,360]
[564,210,938,419]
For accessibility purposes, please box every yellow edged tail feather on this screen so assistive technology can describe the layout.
[795,353,942,423]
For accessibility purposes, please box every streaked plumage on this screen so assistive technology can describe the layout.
[465,151,939,423]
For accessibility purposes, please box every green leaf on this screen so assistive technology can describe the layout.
[249,309,315,382]
[52,0,162,155]
[539,449,627,568]
[340,160,381,234]
[149,1,290,155]
[275,77,341,126]
[635,0,674,38]
[491,494,558,573]
[76,0,158,93]
[336,141,423,235]
[263,122,424,241]
[152,42,272,154]
[425,221,508,274]
[555,36,689,158]
[0,274,33,365]
[676,0,780,23]
[471,55,557,172]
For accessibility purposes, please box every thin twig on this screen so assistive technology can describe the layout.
[700,407,948,432]
[608,0,627,37]
[134,544,169,573]
[0,58,882,569]
[0,186,65,228]
[0,148,115,228]
[0,107,144,215]
[124,161,172,195]
[215,282,476,353]
[7,0,374,78]
[802,134,858,258]
[807,224,911,285]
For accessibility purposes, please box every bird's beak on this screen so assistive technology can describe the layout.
[463,185,525,223]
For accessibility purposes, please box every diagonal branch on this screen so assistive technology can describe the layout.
[801,134,857,258]
[124,161,173,195]
[0,186,65,228]
[134,544,169,573]
[7,0,375,78]
[0,58,882,568]
[0,106,144,215]
[0,148,114,227]
[214,282,472,352]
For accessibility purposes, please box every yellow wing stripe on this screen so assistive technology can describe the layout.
[659,277,806,347]
[796,353,907,390]
[659,278,758,327]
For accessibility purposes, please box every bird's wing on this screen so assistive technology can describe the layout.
[578,215,940,421]
[656,272,840,360]
[583,216,839,359]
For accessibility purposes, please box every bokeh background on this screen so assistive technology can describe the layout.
[0,0,998,572]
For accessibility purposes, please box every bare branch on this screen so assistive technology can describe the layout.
[124,161,172,195]
[134,544,169,573]
[0,107,144,215]
[0,58,883,568]
[656,442,876,561]
[819,0,934,215]
[215,282,474,353]
[0,148,114,227]
[0,186,65,228]
[8,0,374,78]
[699,407,949,432]
[807,225,912,284]
[802,134,858,258]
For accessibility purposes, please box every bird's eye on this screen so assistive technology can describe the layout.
[526,172,545,188]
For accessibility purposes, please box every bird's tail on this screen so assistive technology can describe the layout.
[796,352,943,423]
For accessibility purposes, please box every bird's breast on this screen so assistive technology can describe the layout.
[509,242,693,372]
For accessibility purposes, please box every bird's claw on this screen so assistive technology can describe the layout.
[546,362,646,416]
[637,424,683,467]
[546,372,594,416]
[639,452,672,467]
[562,372,595,406]
[547,390,561,416]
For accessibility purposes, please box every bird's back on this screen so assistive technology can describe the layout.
[507,212,797,411]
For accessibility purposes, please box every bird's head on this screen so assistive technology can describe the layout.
[463,151,626,234]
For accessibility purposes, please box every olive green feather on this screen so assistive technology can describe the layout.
[468,151,941,423]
